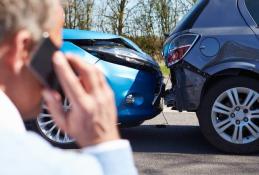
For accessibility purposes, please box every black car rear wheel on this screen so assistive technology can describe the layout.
[197,76,259,154]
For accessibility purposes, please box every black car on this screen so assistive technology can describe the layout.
[163,0,259,153]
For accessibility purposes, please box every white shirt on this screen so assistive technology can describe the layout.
[0,91,138,175]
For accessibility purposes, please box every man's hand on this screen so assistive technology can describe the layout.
[42,52,120,147]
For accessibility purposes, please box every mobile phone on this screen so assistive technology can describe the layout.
[29,34,60,90]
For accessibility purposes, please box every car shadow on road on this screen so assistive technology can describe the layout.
[120,125,222,155]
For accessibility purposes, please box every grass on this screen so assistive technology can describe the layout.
[159,63,170,77]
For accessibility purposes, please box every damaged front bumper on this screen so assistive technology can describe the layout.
[87,46,165,121]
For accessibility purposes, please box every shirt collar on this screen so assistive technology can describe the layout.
[0,90,26,133]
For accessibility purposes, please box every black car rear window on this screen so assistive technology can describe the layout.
[245,0,259,26]
[171,0,208,34]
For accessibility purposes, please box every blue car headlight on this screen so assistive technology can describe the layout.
[85,47,161,72]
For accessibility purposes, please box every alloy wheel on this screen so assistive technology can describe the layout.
[211,87,259,144]
[37,98,75,144]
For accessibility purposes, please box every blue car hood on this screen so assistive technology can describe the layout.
[61,42,99,65]
[64,29,119,40]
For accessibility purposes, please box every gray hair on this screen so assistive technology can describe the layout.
[0,0,56,43]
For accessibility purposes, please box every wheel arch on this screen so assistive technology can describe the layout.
[199,68,259,109]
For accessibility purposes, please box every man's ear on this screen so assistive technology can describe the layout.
[5,30,33,73]
[15,30,33,63]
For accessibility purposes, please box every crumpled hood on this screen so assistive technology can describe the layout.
[61,42,99,65]
[63,29,120,40]
[63,29,159,68]
[85,46,160,69]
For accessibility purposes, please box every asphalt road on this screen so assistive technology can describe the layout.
[120,110,259,175]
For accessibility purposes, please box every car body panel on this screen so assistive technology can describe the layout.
[61,42,99,65]
[63,29,120,40]
[185,0,258,71]
[202,41,259,75]
[62,29,163,124]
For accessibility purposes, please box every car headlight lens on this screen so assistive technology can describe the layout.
[165,34,199,67]
[125,94,135,105]
[125,94,144,106]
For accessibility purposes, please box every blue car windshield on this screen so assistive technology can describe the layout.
[170,0,208,35]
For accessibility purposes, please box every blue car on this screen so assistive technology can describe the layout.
[27,29,164,147]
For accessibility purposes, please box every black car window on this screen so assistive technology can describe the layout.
[170,0,209,35]
[245,0,259,26]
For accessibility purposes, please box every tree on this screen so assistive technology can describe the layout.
[63,0,94,30]
[99,0,138,35]
[80,0,94,30]
[133,0,156,36]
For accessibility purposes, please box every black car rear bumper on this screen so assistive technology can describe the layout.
[165,62,208,112]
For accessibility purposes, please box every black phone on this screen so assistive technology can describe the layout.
[29,35,60,90]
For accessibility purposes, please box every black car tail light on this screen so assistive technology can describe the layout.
[166,34,199,67]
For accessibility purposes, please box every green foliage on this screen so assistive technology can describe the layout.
[128,35,164,62]
[159,63,170,76]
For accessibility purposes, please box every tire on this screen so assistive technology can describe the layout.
[197,76,259,154]
[120,121,144,128]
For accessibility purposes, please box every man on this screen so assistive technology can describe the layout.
[0,0,137,175]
